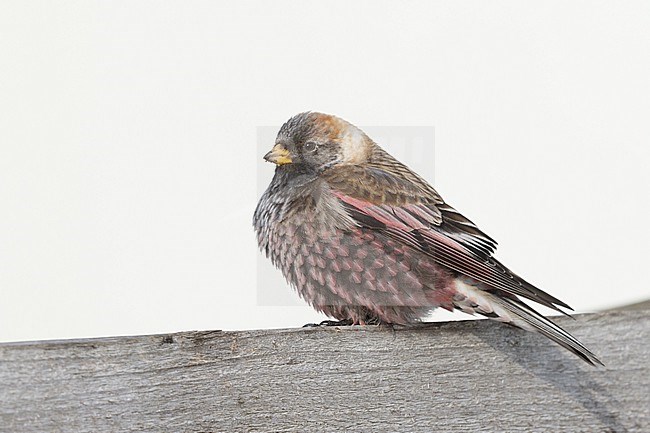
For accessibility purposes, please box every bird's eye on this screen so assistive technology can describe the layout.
[303,142,318,153]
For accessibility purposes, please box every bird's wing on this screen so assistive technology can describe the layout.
[324,161,497,258]
[323,165,572,313]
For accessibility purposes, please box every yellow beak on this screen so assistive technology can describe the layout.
[263,144,293,165]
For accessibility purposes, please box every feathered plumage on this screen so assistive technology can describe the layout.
[254,112,602,365]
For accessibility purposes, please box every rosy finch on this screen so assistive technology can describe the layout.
[254,112,601,365]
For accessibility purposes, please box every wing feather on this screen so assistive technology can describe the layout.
[325,164,572,313]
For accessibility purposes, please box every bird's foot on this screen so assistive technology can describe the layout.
[377,322,396,331]
[303,319,354,328]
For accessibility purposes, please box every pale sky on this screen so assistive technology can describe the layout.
[1,1,649,342]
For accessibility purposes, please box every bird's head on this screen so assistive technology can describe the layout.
[264,112,373,172]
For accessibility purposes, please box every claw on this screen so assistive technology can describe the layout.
[302,319,353,328]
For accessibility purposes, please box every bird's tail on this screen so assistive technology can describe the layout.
[453,279,603,366]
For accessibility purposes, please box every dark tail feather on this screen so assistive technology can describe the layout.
[494,295,603,366]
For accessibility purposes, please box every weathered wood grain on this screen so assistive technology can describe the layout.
[0,310,648,433]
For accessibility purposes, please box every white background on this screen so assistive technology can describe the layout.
[1,1,649,342]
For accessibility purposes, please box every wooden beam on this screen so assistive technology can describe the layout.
[1,310,648,432]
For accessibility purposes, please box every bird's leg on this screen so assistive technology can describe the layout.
[377,321,396,331]
[302,319,354,328]
[362,316,382,326]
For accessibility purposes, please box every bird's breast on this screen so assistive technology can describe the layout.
[258,201,454,313]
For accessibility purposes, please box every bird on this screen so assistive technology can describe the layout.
[253,111,602,365]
